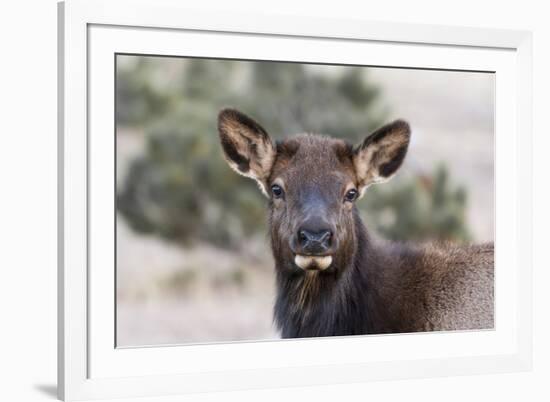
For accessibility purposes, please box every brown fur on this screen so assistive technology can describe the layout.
[364,241,494,333]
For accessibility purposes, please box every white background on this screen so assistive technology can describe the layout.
[0,0,547,401]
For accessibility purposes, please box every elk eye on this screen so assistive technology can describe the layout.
[344,188,358,202]
[271,184,284,199]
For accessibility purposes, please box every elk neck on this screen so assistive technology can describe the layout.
[273,208,392,337]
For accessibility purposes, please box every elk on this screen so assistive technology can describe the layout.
[218,108,494,338]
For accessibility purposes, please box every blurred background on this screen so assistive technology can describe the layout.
[115,55,494,347]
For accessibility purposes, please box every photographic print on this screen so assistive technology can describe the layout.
[115,55,494,347]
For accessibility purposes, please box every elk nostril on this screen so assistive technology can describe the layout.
[319,230,332,245]
[298,230,308,245]
[297,229,333,250]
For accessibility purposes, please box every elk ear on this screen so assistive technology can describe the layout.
[353,119,410,193]
[218,108,276,196]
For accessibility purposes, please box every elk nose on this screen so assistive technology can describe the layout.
[297,229,332,255]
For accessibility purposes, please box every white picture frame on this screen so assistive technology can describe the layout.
[58,0,533,400]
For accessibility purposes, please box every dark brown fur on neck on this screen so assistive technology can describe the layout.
[273,209,493,337]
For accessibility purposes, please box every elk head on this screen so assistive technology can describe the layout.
[218,108,410,274]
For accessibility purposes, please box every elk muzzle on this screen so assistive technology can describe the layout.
[297,229,333,254]
[293,223,336,270]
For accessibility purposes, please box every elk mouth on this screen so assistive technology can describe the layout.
[294,254,333,271]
